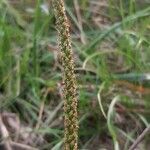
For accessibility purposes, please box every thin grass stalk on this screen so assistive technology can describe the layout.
[52,0,78,150]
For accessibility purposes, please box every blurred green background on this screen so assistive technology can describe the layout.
[0,0,150,149]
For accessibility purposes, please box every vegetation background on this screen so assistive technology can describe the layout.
[0,0,150,149]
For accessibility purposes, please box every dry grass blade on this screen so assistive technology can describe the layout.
[0,114,12,150]
[73,0,86,44]
[129,126,150,150]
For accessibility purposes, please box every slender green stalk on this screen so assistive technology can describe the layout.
[52,0,78,150]
[33,0,41,77]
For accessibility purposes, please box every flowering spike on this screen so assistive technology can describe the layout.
[52,0,78,150]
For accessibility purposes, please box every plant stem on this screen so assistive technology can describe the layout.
[52,0,78,150]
